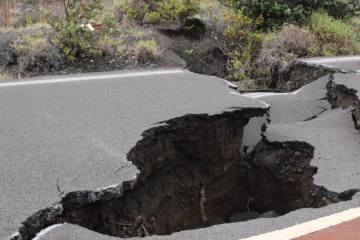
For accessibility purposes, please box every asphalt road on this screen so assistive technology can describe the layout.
[300,56,360,72]
[2,66,360,240]
[0,69,267,240]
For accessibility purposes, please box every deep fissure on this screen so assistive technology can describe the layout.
[326,74,360,130]
[13,108,358,240]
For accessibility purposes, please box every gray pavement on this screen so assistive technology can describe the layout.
[332,72,360,98]
[245,75,331,124]
[2,67,360,240]
[301,56,360,72]
[0,69,267,239]
[257,74,360,192]
[266,108,360,192]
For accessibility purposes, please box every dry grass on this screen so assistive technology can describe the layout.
[0,69,13,81]
[0,22,50,33]
[12,34,48,56]
[96,34,125,56]
[309,12,360,56]
[276,25,318,57]
[133,39,160,63]
[11,33,61,74]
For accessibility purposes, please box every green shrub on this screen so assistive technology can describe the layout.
[349,16,360,41]
[224,0,304,29]
[120,0,149,23]
[144,12,162,24]
[26,15,34,27]
[174,0,201,22]
[309,12,360,56]
[51,0,103,61]
[222,10,262,81]
[101,12,118,35]
[225,0,359,30]
[157,0,200,23]
[120,0,200,25]
[96,34,125,56]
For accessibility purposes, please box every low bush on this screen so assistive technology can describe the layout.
[309,12,360,56]
[133,39,160,63]
[100,11,118,35]
[221,10,262,82]
[225,0,359,30]
[349,16,360,40]
[276,25,318,57]
[119,0,200,25]
[11,34,61,74]
[0,69,13,81]
[120,0,149,24]
[96,34,125,56]
[247,24,319,89]
[158,0,200,23]
[51,0,103,61]
[144,12,162,24]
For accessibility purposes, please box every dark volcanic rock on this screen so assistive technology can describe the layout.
[276,60,338,91]
[353,104,360,130]
[326,78,358,109]
[157,18,207,40]
[326,73,360,131]
[0,38,16,67]
[174,39,228,77]
[13,204,63,240]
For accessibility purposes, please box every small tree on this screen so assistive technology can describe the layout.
[51,0,103,61]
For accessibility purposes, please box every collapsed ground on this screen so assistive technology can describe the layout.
[11,73,360,240]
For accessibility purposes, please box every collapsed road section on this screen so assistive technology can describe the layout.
[0,70,268,239]
[8,73,359,240]
[11,108,357,240]
[326,73,360,131]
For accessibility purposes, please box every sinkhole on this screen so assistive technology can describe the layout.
[15,109,358,240]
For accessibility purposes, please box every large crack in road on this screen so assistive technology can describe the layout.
[326,74,360,131]
[4,70,360,240]
[11,105,359,240]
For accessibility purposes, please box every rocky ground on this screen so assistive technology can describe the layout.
[0,19,230,82]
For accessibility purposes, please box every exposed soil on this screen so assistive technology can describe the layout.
[0,18,230,80]
[275,61,339,91]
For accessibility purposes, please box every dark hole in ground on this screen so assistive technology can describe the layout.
[57,110,357,238]
[14,109,358,240]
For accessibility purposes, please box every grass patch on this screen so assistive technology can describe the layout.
[0,22,50,33]
[309,12,360,56]
[0,69,13,81]
[119,0,200,25]
[11,34,61,74]
[96,34,125,56]
[133,39,160,63]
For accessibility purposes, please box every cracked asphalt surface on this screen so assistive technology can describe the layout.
[0,70,267,239]
[301,56,360,72]
[1,63,360,240]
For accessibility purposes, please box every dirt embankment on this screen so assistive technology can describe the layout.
[0,18,229,80]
